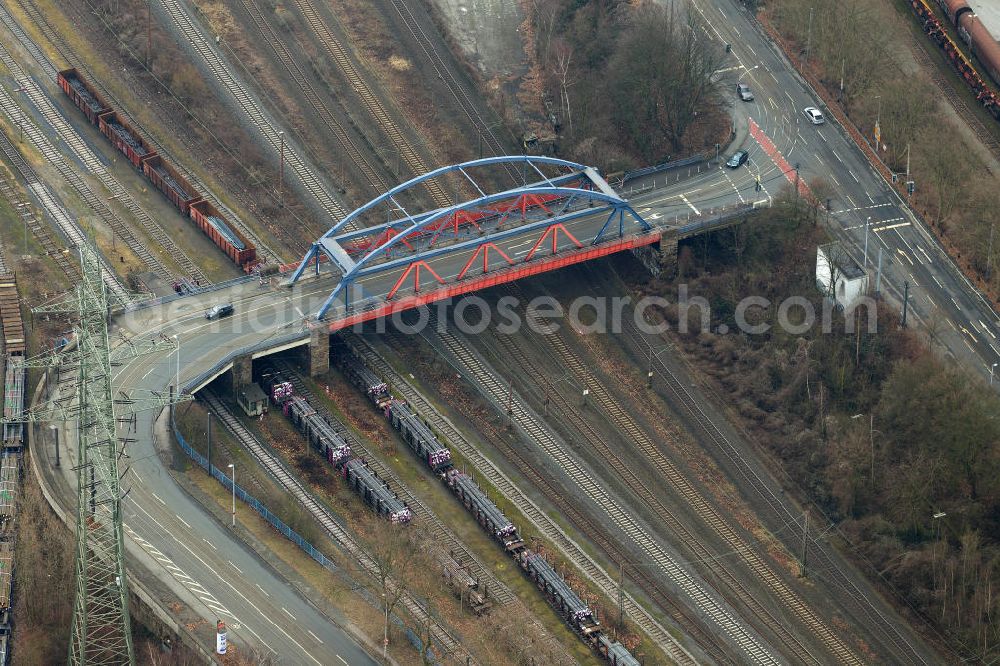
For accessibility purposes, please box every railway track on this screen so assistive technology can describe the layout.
[0,155,76,280]
[345,332,700,665]
[0,89,126,299]
[497,283,860,665]
[910,42,1000,162]
[269,359,518,607]
[483,312,737,663]
[616,306,933,665]
[199,390,467,661]
[385,0,516,182]
[420,315,781,664]
[289,0,451,208]
[158,0,350,223]
[11,0,285,264]
[0,26,208,284]
[237,0,386,197]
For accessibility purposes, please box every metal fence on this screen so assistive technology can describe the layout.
[125,274,258,313]
[171,410,433,660]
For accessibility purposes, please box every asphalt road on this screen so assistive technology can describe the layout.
[27,0,1000,661]
[38,278,377,665]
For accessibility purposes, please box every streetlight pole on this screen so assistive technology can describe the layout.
[172,334,180,394]
[382,592,389,662]
[228,464,235,527]
[863,216,872,268]
[207,410,212,471]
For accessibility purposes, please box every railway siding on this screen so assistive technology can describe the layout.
[199,390,468,661]
[419,317,782,665]
[10,0,283,264]
[0,11,208,284]
[0,89,125,300]
[270,360,517,606]
[345,332,701,665]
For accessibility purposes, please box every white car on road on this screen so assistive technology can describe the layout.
[803,107,825,125]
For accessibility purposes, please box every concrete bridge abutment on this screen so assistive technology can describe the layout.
[308,329,330,377]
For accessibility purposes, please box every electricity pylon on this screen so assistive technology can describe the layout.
[9,243,186,664]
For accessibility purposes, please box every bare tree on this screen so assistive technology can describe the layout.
[607,1,726,156]
[552,39,575,136]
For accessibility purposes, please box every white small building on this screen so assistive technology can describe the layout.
[816,242,868,308]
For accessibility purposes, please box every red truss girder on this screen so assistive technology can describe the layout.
[344,193,569,258]
[328,232,662,333]
[525,223,583,261]
[457,242,514,280]
[488,193,561,219]
[387,259,445,299]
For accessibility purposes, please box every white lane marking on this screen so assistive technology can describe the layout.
[784,90,794,104]
[866,191,874,204]
[918,245,933,264]
[281,607,296,620]
[947,318,958,331]
[255,583,270,597]
[965,338,976,353]
[681,195,701,215]
[152,493,166,505]
[175,514,191,529]
[952,297,962,310]
[845,194,856,207]
[307,629,324,644]
[991,343,1000,358]
[832,149,843,163]
[979,320,997,340]
[769,70,778,83]
[872,221,909,232]
[228,560,243,574]
[829,173,841,187]
[768,96,777,110]
[818,130,828,142]
[897,248,915,266]
[849,170,860,183]
[202,538,217,551]
[337,656,348,666]
[962,326,978,344]
[932,275,945,289]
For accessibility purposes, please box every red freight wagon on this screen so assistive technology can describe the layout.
[141,155,200,215]
[98,111,155,169]
[189,200,257,267]
[57,68,109,125]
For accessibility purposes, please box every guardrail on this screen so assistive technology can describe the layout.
[621,154,709,185]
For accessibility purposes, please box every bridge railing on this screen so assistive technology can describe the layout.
[125,274,258,313]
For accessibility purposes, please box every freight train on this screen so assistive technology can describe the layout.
[57,68,258,270]
[334,344,641,666]
[259,372,411,523]
[909,0,1000,120]
[260,367,493,612]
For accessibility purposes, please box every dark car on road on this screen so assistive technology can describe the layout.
[726,150,749,169]
[205,303,234,320]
